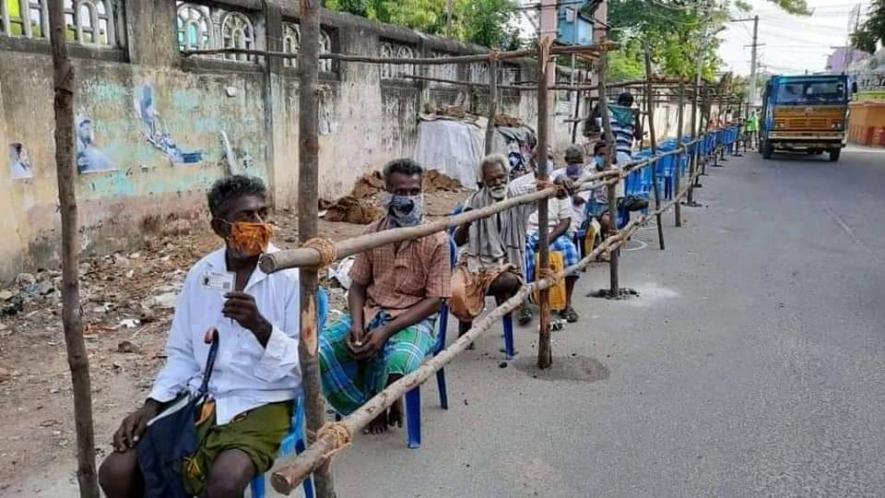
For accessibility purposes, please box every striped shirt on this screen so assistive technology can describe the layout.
[609,105,636,159]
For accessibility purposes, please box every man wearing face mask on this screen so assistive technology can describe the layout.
[319,159,451,435]
[451,154,534,337]
[100,175,301,498]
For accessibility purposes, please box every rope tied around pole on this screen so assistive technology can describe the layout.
[489,50,502,62]
[307,422,353,460]
[537,267,563,284]
[303,237,337,268]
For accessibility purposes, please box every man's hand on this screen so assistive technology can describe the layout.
[223,292,272,344]
[350,329,389,361]
[347,321,367,352]
[112,400,159,452]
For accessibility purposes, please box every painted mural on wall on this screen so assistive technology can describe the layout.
[76,117,117,174]
[9,143,33,180]
[135,85,204,164]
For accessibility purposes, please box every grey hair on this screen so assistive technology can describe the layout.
[477,153,509,183]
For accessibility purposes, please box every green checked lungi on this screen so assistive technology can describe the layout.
[319,311,436,416]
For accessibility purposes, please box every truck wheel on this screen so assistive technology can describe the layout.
[828,149,841,162]
[762,141,774,159]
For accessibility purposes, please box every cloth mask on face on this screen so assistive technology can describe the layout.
[488,184,508,200]
[382,192,424,227]
[224,220,273,256]
[566,163,582,179]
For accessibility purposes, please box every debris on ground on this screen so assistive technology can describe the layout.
[321,169,464,224]
[586,288,640,300]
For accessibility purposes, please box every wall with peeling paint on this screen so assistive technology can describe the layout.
[0,1,564,281]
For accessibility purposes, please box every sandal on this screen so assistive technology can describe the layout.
[517,307,533,326]
[560,306,579,323]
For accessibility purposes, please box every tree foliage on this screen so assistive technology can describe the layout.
[325,0,521,49]
[851,0,885,54]
[608,0,811,87]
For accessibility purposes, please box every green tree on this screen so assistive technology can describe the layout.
[851,0,885,53]
[326,0,520,49]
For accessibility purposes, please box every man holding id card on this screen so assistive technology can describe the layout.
[99,175,301,498]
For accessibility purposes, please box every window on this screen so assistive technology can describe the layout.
[2,0,119,46]
[282,22,333,71]
[380,41,415,81]
[220,12,254,61]
[177,3,211,51]
[469,63,489,84]
[176,2,261,63]
[319,29,332,72]
[282,22,299,68]
[430,51,457,84]
[380,42,394,80]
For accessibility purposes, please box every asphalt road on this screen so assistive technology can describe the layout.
[318,147,885,498]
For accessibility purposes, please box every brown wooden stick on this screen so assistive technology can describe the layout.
[485,61,499,155]
[271,220,634,495]
[48,1,99,496]
[296,2,335,496]
[182,47,536,65]
[535,36,553,370]
[403,74,529,91]
[644,46,666,251]
[260,170,619,272]
[270,175,704,494]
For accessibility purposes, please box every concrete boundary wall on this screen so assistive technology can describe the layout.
[0,1,589,280]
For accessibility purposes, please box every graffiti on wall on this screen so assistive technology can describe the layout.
[135,85,204,164]
[9,143,33,180]
[76,116,117,174]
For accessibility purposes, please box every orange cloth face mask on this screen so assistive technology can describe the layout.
[227,221,273,256]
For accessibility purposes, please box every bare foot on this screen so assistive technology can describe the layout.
[388,398,404,429]
[362,411,389,435]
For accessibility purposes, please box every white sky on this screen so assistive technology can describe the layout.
[718,0,873,76]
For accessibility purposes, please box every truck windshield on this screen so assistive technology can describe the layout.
[774,81,846,105]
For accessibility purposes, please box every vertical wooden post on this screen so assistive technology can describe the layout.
[675,83,685,227]
[536,39,553,369]
[485,60,499,155]
[47,1,99,497]
[643,47,665,251]
[571,70,584,144]
[297,1,335,497]
[597,37,619,296]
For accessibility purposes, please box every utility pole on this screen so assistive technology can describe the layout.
[749,15,759,108]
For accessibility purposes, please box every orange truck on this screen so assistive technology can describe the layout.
[759,75,851,162]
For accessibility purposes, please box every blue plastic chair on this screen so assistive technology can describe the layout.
[250,289,329,498]
[404,238,456,449]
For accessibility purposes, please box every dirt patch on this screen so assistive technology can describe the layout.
[513,355,610,383]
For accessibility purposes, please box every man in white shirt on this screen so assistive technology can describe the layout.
[99,175,300,498]
[515,173,582,323]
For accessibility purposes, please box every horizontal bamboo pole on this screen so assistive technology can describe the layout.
[181,47,536,65]
[260,170,620,272]
[270,220,634,495]
[402,74,531,92]
[269,164,716,494]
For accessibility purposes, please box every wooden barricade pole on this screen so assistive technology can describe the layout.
[536,38,553,369]
[597,35,619,296]
[48,2,99,496]
[675,83,685,226]
[643,47,665,251]
[485,60,499,155]
[687,76,700,204]
[297,2,335,497]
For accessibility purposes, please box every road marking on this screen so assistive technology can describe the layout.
[823,204,861,246]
